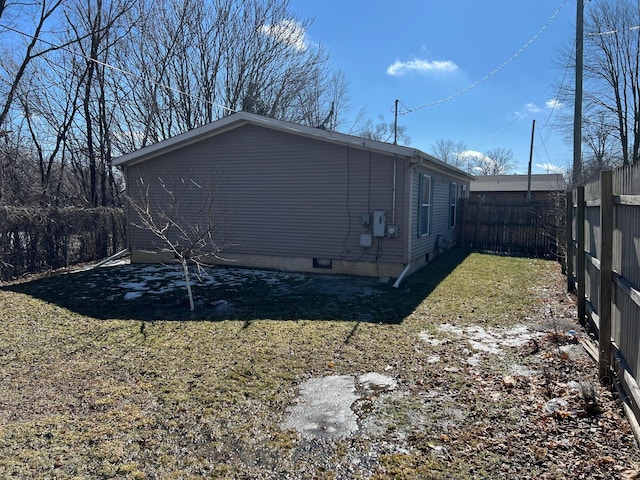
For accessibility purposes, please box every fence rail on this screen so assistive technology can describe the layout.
[568,163,640,428]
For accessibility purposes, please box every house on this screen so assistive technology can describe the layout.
[469,174,564,202]
[113,112,472,283]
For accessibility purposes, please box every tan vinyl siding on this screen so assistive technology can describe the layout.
[410,167,470,260]
[127,124,406,264]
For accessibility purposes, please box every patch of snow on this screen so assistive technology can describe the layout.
[282,372,399,441]
[211,299,233,313]
[124,291,143,300]
[418,332,444,346]
[509,364,537,377]
[427,355,440,364]
[468,338,502,355]
[438,323,464,335]
[560,344,583,360]
[466,353,483,366]
[119,281,147,290]
[281,375,359,439]
[358,373,397,392]
[544,398,569,414]
[438,323,544,357]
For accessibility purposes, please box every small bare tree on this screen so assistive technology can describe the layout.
[356,114,410,144]
[127,174,227,311]
[473,148,516,175]
[430,139,470,171]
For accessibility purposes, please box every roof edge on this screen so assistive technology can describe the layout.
[112,112,473,180]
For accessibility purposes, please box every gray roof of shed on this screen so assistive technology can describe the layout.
[113,111,473,180]
[470,174,565,192]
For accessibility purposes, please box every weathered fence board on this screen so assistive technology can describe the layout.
[568,162,640,426]
[460,196,564,258]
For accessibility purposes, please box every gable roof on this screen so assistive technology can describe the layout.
[112,111,473,179]
[470,174,565,192]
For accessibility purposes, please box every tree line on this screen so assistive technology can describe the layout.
[0,0,348,208]
[2,0,640,211]
[556,0,640,181]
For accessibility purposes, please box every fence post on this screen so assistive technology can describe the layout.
[474,200,481,248]
[458,198,465,246]
[566,190,574,291]
[576,186,586,325]
[599,170,613,383]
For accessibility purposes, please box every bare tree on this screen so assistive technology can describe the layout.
[127,174,227,311]
[110,0,347,153]
[584,0,640,165]
[0,118,41,205]
[15,50,88,204]
[2,0,350,209]
[430,139,469,170]
[581,108,622,181]
[356,114,410,144]
[0,0,65,128]
[472,148,515,175]
[64,0,133,207]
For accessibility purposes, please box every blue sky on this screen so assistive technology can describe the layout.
[287,0,577,174]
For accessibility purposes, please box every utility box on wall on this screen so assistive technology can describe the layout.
[360,233,373,248]
[373,210,386,237]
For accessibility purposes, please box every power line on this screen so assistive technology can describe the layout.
[399,0,569,115]
[470,64,568,151]
[588,25,640,37]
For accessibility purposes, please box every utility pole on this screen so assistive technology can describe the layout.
[573,0,584,185]
[394,99,399,145]
[526,119,535,203]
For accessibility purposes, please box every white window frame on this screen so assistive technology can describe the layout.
[449,182,457,228]
[418,174,431,236]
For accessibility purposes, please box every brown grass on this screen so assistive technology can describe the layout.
[0,250,638,478]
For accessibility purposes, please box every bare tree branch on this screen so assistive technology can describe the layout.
[126,174,227,311]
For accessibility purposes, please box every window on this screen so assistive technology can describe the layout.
[449,182,457,228]
[418,174,431,236]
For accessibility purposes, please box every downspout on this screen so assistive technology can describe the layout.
[393,163,413,288]
[392,155,397,224]
[393,264,411,288]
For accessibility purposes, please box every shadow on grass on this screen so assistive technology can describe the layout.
[2,248,472,324]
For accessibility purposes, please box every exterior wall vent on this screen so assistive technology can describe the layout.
[313,258,333,269]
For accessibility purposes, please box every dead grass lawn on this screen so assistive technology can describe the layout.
[0,250,638,479]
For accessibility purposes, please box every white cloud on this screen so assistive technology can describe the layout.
[459,150,488,160]
[525,103,541,113]
[514,103,541,117]
[545,98,564,109]
[260,19,308,51]
[386,59,458,76]
[535,162,565,174]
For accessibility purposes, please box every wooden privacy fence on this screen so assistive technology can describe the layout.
[459,196,565,259]
[568,163,640,430]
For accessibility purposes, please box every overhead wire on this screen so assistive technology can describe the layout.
[469,63,568,151]
[588,25,640,37]
[458,6,576,163]
[399,0,570,115]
